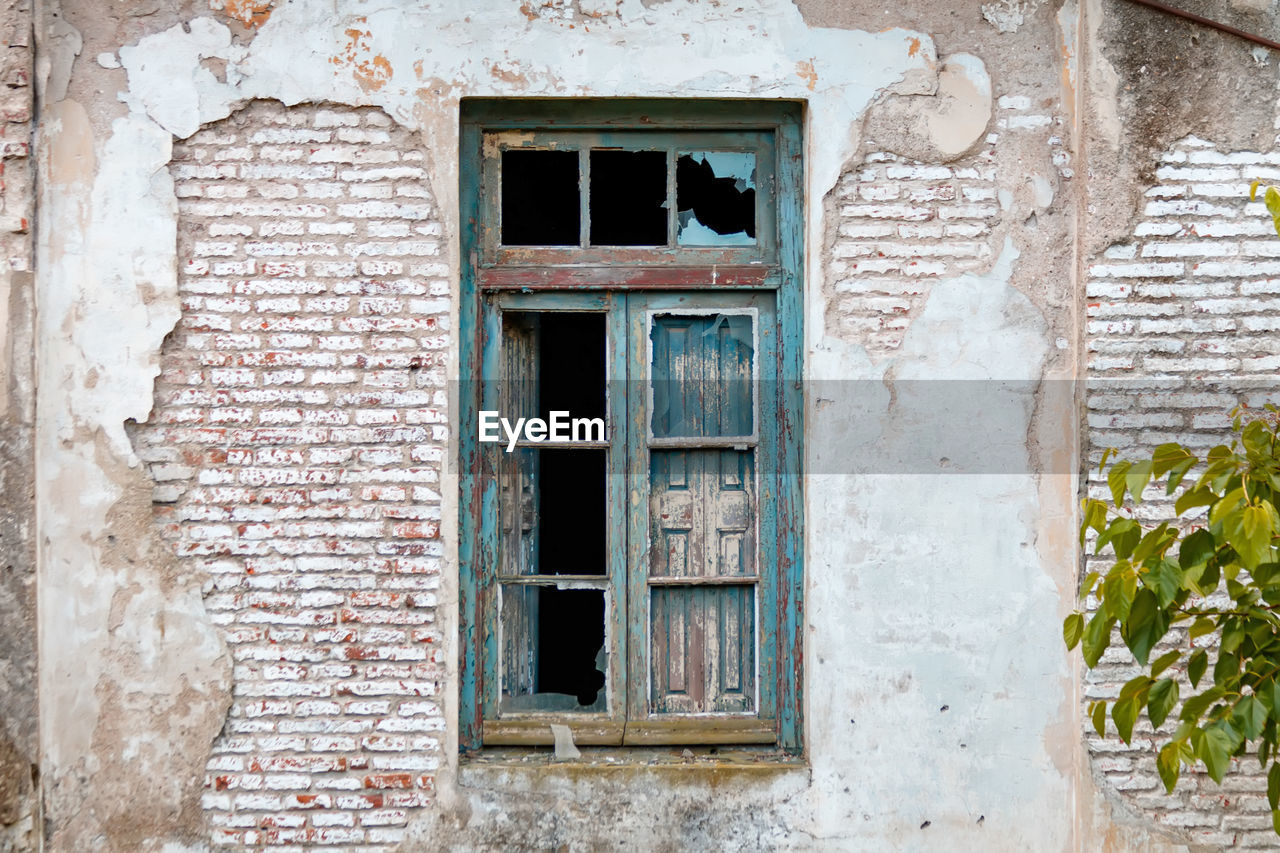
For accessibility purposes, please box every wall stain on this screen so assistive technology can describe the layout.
[795,59,817,91]
[331,18,393,93]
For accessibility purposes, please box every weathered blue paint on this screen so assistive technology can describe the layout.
[460,100,803,752]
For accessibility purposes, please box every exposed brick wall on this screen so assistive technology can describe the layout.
[1085,136,1280,846]
[131,101,448,850]
[827,94,1070,356]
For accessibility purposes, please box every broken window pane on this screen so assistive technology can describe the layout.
[650,584,755,714]
[676,152,756,246]
[501,584,607,712]
[650,312,754,438]
[676,152,756,245]
[589,150,667,246]
[502,149,580,246]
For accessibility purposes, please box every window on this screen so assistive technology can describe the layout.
[459,100,803,752]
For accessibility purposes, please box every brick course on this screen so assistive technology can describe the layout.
[1086,136,1280,847]
[131,101,447,850]
[826,96,1069,356]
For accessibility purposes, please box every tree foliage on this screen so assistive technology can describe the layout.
[1068,408,1280,834]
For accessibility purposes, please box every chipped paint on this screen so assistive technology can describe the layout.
[213,0,273,29]
[332,19,394,94]
[26,0,1136,848]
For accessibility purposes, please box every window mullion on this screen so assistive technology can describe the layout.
[624,291,651,727]
[579,147,590,249]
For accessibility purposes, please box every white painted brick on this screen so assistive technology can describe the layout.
[140,101,445,842]
[1143,199,1237,217]
[1140,242,1238,258]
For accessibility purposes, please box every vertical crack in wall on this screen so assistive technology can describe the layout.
[129,100,448,849]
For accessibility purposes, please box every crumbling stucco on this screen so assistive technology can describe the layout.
[25,0,1269,849]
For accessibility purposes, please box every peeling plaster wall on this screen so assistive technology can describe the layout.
[26,0,1227,849]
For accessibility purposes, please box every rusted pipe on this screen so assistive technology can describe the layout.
[1119,0,1280,53]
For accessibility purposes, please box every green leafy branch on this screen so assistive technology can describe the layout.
[1067,407,1280,833]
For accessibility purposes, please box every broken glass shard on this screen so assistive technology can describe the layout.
[500,584,607,712]
[676,152,756,246]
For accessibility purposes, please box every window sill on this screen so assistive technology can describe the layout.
[458,745,808,787]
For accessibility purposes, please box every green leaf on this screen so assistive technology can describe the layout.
[1103,565,1137,622]
[1199,560,1222,597]
[1266,186,1280,237]
[1082,612,1115,668]
[1189,617,1216,639]
[1079,571,1100,601]
[1152,443,1195,479]
[1151,649,1181,678]
[1180,529,1218,571]
[1272,809,1280,836]
[1158,741,1181,792]
[1197,720,1239,784]
[1098,447,1116,475]
[1271,763,1280,811]
[1167,457,1196,494]
[1214,651,1241,685]
[1148,678,1178,729]
[1092,700,1107,738]
[1188,648,1208,688]
[1119,674,1154,703]
[1222,618,1245,655]
[1121,589,1167,665]
[1063,613,1084,650]
[1108,461,1132,506]
[1133,523,1171,564]
[1236,695,1269,740]
[1211,487,1248,527]
[1182,685,1225,722]
[1143,558,1183,608]
[1126,460,1154,503]
[1098,519,1141,560]
[1081,499,1108,545]
[1113,695,1140,744]
[1176,487,1218,516]
[1243,419,1270,458]
[1226,503,1276,570]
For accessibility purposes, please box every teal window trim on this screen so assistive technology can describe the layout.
[459,99,804,753]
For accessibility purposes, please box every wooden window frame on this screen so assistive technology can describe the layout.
[458,99,804,754]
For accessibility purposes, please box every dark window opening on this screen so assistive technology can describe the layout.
[499,584,606,712]
[537,312,606,422]
[537,587,607,706]
[537,449,606,575]
[502,149,580,246]
[676,153,756,242]
[589,150,667,246]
